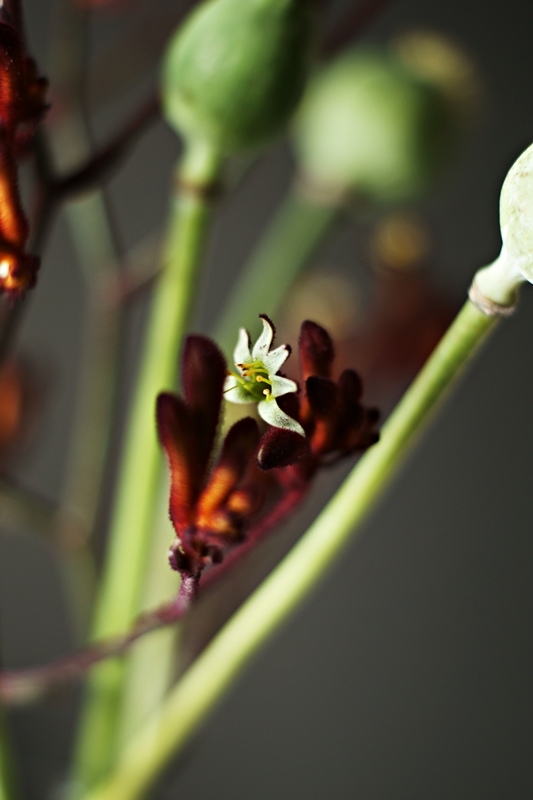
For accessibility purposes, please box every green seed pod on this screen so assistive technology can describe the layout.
[499,142,533,282]
[293,46,455,204]
[470,143,533,311]
[162,0,312,156]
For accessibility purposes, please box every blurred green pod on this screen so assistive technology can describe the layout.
[293,37,475,204]
[162,0,313,156]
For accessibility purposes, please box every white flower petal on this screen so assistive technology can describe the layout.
[233,328,252,366]
[258,399,305,436]
[270,375,298,398]
[263,344,290,375]
[251,316,274,360]
[224,375,252,404]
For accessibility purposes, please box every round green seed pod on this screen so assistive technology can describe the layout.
[293,47,454,204]
[499,141,533,282]
[162,0,312,155]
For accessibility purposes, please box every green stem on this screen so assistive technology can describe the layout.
[71,146,222,793]
[0,704,16,800]
[46,0,121,637]
[57,195,122,637]
[114,184,334,737]
[213,187,337,355]
[114,477,180,749]
[81,299,499,800]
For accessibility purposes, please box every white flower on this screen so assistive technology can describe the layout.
[224,315,305,436]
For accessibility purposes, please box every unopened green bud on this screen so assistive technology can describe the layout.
[162,0,312,156]
[472,142,533,311]
[293,46,455,204]
[499,142,533,282]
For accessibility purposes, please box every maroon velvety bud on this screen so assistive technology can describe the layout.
[196,417,260,522]
[182,335,226,475]
[299,320,335,380]
[337,369,363,405]
[305,376,339,419]
[156,392,197,531]
[257,427,309,470]
[0,24,47,141]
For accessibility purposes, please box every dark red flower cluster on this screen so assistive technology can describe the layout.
[157,322,379,582]
[259,321,379,477]
[157,336,276,577]
[0,17,48,297]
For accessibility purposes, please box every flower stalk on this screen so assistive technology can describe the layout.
[71,144,222,792]
[214,188,337,354]
[79,285,511,800]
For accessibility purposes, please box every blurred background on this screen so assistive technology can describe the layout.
[0,0,532,797]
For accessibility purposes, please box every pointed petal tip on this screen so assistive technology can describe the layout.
[234,327,252,365]
[263,343,291,375]
[299,320,335,380]
[252,314,275,358]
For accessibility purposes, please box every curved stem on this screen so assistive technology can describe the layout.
[213,187,337,356]
[0,577,197,707]
[82,298,499,800]
[71,145,222,793]
[0,480,306,704]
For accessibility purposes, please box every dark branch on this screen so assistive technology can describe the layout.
[0,484,309,704]
[50,93,160,199]
[322,0,394,58]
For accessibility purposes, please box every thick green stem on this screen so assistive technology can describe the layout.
[71,147,221,793]
[213,187,337,355]
[81,299,499,800]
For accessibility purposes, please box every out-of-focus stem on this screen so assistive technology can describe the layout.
[56,192,121,636]
[115,477,180,749]
[0,482,308,705]
[72,144,222,793]
[0,703,17,800]
[81,299,500,800]
[46,0,137,638]
[213,187,337,356]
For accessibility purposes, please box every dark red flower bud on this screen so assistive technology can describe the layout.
[0,24,47,142]
[257,427,309,470]
[305,376,339,419]
[196,417,260,524]
[337,369,363,405]
[156,392,197,531]
[299,320,335,380]
[182,335,227,474]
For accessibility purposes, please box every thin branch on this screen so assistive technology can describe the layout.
[322,0,394,58]
[0,574,198,706]
[0,485,308,705]
[50,93,160,199]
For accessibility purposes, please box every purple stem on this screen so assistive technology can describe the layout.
[50,93,159,198]
[0,485,308,705]
[0,572,198,705]
[323,0,394,57]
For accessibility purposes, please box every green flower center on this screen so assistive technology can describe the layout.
[232,360,274,402]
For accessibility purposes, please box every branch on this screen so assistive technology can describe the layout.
[50,93,160,199]
[322,0,394,58]
[0,574,197,706]
[0,484,308,705]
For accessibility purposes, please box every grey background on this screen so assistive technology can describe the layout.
[1,0,532,797]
